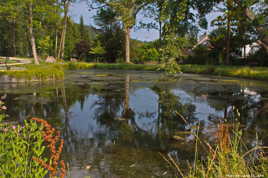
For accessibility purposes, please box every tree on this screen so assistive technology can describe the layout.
[27,1,39,64]
[93,7,124,62]
[242,0,268,52]
[79,16,85,39]
[58,0,72,60]
[0,0,61,63]
[212,0,268,55]
[90,0,152,63]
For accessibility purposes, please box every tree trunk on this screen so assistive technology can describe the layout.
[28,2,39,65]
[55,29,58,57]
[226,0,231,65]
[12,19,16,56]
[158,14,162,64]
[124,27,131,63]
[226,17,231,65]
[57,0,70,60]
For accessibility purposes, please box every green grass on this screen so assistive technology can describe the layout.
[180,65,268,80]
[0,64,65,81]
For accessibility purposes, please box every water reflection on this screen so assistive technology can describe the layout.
[1,71,268,177]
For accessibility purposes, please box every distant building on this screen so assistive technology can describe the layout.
[193,34,261,58]
[192,34,211,50]
[241,42,261,58]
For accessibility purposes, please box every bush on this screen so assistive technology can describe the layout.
[246,48,268,66]
[158,59,181,74]
[0,119,47,177]
[133,46,160,64]
[186,45,218,65]
[0,101,66,177]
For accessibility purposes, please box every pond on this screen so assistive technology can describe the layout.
[1,70,268,178]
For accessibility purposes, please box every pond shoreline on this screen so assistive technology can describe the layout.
[0,63,268,83]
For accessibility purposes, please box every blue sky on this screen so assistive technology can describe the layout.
[70,1,220,41]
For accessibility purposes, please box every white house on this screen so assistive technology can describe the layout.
[241,42,261,58]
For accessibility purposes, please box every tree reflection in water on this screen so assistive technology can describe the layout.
[1,71,268,177]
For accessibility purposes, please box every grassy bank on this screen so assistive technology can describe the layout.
[0,63,158,81]
[1,62,268,81]
[66,62,159,71]
[0,64,65,81]
[181,65,268,80]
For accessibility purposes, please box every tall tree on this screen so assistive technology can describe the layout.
[93,7,124,62]
[27,1,39,64]
[79,16,85,39]
[58,0,73,60]
[90,0,152,63]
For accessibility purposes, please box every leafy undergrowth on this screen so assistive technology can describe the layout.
[0,101,66,177]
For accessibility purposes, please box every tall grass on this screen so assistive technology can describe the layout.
[162,123,268,178]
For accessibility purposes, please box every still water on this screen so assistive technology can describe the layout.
[1,70,268,178]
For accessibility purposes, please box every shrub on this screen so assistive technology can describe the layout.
[0,117,47,177]
[158,59,181,74]
[0,102,66,177]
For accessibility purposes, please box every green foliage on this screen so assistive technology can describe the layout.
[89,40,106,61]
[37,35,53,57]
[94,0,151,29]
[0,113,47,177]
[92,7,125,62]
[131,41,160,63]
[73,40,91,60]
[160,34,190,63]
[247,48,268,66]
[158,58,181,74]
[187,45,217,65]
[0,0,62,57]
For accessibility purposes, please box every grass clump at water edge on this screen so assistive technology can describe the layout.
[0,64,65,81]
[162,123,268,178]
